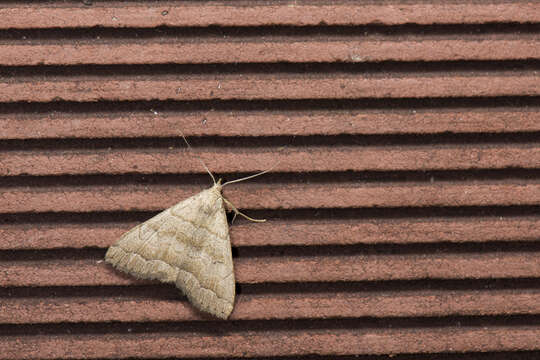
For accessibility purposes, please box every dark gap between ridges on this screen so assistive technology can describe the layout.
[1,59,539,76]
[1,96,539,114]
[1,169,539,188]
[0,315,539,336]
[2,131,540,150]
[2,241,540,261]
[3,205,540,224]
[1,23,539,40]
[1,278,540,298]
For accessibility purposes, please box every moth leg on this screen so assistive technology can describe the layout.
[222,197,266,223]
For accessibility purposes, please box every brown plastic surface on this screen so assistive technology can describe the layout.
[1,1,539,359]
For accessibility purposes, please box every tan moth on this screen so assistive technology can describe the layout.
[105,137,269,319]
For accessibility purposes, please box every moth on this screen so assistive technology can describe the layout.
[105,138,269,319]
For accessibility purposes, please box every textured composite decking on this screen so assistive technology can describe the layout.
[1,1,539,359]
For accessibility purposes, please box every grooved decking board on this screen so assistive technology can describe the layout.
[2,289,540,323]
[3,252,539,286]
[2,36,539,65]
[2,181,539,213]
[1,1,538,29]
[2,327,539,359]
[1,108,540,140]
[2,144,539,176]
[2,216,539,250]
[1,72,538,102]
[1,0,539,358]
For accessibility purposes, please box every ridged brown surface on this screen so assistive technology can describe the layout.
[1,1,539,359]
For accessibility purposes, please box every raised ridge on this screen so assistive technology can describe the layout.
[1,1,539,29]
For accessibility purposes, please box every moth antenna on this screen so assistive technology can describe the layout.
[178,131,217,185]
[221,168,272,187]
[223,197,266,223]
[223,155,283,187]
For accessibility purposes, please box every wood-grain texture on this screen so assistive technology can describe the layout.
[1,1,539,359]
